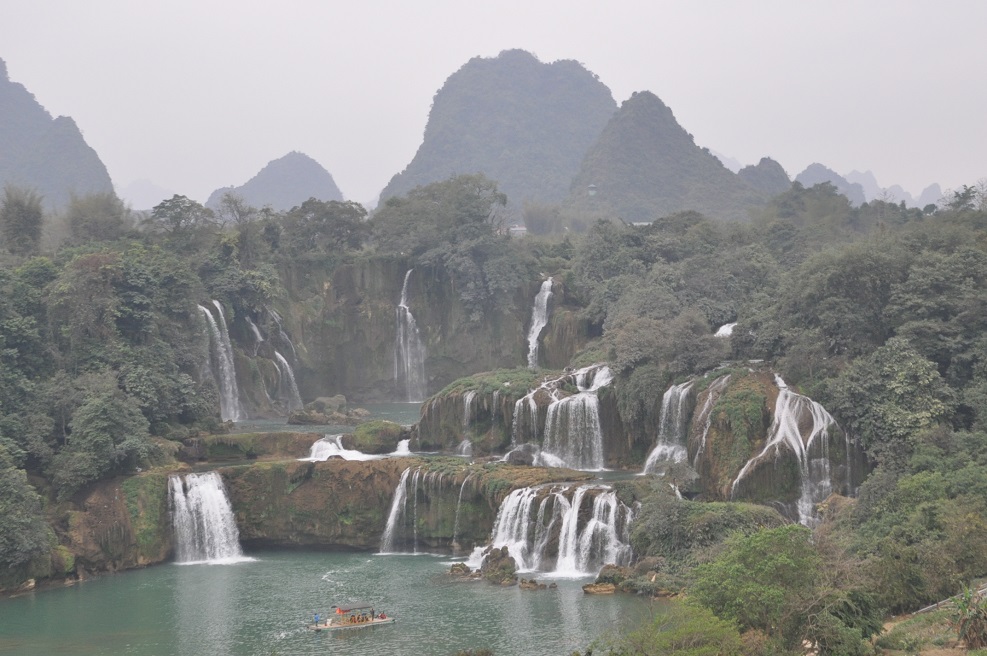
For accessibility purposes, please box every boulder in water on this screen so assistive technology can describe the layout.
[503,443,539,466]
[480,546,518,586]
[519,578,547,591]
[582,582,616,594]
[449,562,474,577]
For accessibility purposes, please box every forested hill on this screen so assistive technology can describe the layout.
[205,151,344,211]
[565,91,769,222]
[0,58,113,212]
[378,49,616,207]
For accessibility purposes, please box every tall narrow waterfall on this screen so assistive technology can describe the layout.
[274,351,303,411]
[198,303,244,421]
[538,365,612,470]
[692,374,731,468]
[526,278,554,369]
[643,381,693,473]
[394,269,427,402]
[169,472,248,564]
[731,375,841,526]
[476,483,633,576]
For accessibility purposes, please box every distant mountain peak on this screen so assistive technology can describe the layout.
[378,49,616,206]
[0,57,113,211]
[565,91,767,222]
[205,151,344,211]
[795,163,866,206]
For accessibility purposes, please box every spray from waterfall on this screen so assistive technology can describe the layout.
[394,269,427,402]
[197,303,244,422]
[526,278,554,368]
[169,472,251,564]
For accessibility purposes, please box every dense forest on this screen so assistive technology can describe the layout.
[3,172,987,654]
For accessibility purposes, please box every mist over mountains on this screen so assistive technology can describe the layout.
[1,51,945,221]
[379,49,617,208]
[0,57,113,211]
[205,151,343,212]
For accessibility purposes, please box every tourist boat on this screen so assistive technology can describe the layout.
[308,601,395,631]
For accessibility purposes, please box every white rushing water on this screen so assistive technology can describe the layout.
[169,472,251,564]
[198,303,244,422]
[379,467,449,554]
[394,269,427,402]
[538,365,613,471]
[691,374,731,469]
[274,350,303,411]
[714,322,736,337]
[730,375,841,526]
[642,381,693,473]
[526,278,554,368]
[301,435,411,462]
[462,390,477,432]
[469,483,633,577]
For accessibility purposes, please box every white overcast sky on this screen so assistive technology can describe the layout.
[1,0,984,208]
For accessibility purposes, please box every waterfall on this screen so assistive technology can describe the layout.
[274,351,303,411]
[452,472,476,552]
[715,322,736,337]
[302,435,411,461]
[642,381,693,473]
[457,440,473,456]
[526,278,554,368]
[198,303,244,422]
[268,308,298,362]
[730,375,841,526]
[475,483,633,576]
[394,269,427,402]
[538,365,613,471]
[379,468,412,553]
[462,390,477,433]
[169,472,249,564]
[691,375,731,468]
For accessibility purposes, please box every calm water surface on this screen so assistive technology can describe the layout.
[0,551,651,655]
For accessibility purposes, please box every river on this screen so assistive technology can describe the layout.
[0,551,652,655]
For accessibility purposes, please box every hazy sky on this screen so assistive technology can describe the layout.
[1,0,984,208]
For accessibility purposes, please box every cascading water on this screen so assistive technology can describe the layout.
[169,472,249,564]
[691,374,731,468]
[462,390,477,432]
[274,351,303,411]
[394,269,427,402]
[730,375,842,526]
[473,483,633,576]
[379,467,448,554]
[302,435,411,461]
[379,468,412,553]
[642,381,693,473]
[245,317,264,355]
[538,366,613,471]
[268,308,297,362]
[452,472,476,551]
[526,278,554,369]
[197,303,244,422]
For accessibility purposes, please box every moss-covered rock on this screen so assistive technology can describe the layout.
[346,420,410,454]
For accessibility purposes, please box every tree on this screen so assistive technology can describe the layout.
[0,444,51,571]
[0,185,44,256]
[65,191,132,244]
[590,600,743,656]
[49,371,152,500]
[145,194,216,249]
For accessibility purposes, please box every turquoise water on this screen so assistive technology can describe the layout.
[0,552,650,655]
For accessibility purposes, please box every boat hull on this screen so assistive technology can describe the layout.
[309,618,396,631]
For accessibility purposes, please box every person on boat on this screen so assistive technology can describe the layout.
[314,612,320,626]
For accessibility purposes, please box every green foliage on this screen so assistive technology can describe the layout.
[1,185,44,256]
[49,371,154,500]
[692,525,820,644]
[372,174,525,321]
[0,443,51,570]
[955,588,987,649]
[589,600,743,656]
[827,337,955,459]
[65,191,132,245]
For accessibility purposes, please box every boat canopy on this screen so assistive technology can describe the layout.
[332,601,374,612]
